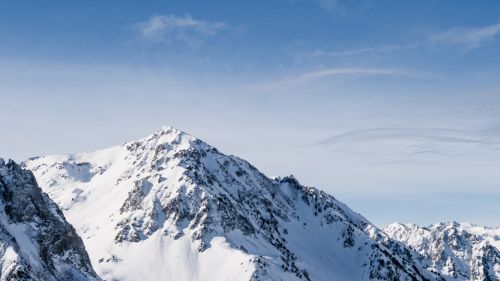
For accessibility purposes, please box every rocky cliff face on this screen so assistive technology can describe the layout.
[0,159,100,281]
[384,222,500,281]
[25,126,444,281]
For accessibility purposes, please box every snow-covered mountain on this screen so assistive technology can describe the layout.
[384,222,500,281]
[24,126,444,281]
[0,159,100,281]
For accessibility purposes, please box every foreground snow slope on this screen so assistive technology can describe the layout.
[384,222,500,281]
[25,126,443,281]
[0,159,100,281]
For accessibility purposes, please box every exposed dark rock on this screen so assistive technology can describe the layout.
[0,159,100,281]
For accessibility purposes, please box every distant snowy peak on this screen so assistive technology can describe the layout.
[26,126,444,281]
[0,159,99,281]
[384,222,500,281]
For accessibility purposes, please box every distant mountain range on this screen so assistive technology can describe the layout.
[1,126,496,280]
[385,222,500,280]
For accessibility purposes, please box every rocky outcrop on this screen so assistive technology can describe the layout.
[0,159,100,281]
[26,126,445,281]
[384,222,500,281]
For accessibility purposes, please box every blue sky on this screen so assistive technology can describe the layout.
[1,0,500,227]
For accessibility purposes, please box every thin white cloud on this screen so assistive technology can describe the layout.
[298,67,413,80]
[317,0,340,12]
[252,67,427,89]
[287,0,371,13]
[431,22,500,49]
[320,127,500,146]
[133,14,226,45]
[318,127,500,165]
[309,44,413,57]
[316,0,373,14]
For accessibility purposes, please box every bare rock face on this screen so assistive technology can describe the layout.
[384,222,500,281]
[26,127,446,281]
[0,159,100,281]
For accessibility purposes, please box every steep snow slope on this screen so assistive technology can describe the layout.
[0,159,100,281]
[25,126,443,281]
[384,222,500,281]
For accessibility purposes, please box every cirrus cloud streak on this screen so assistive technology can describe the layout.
[430,22,500,49]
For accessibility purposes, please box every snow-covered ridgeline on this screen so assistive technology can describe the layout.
[384,222,500,281]
[25,126,444,281]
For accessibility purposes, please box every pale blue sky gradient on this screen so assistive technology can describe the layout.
[1,0,500,227]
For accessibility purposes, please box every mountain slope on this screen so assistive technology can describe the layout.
[0,159,100,281]
[25,126,443,281]
[384,222,500,281]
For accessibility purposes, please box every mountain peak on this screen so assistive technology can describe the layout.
[140,125,192,144]
[25,129,444,281]
[155,125,186,136]
[125,126,209,155]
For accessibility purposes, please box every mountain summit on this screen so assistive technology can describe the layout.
[25,127,444,281]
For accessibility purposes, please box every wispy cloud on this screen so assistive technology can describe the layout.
[430,22,500,50]
[315,0,372,14]
[297,67,416,81]
[287,0,372,14]
[318,127,500,165]
[133,14,226,46]
[320,127,500,146]
[250,67,426,90]
[309,44,413,57]
[317,0,340,12]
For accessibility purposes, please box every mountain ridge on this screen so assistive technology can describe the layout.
[384,222,500,280]
[21,126,490,281]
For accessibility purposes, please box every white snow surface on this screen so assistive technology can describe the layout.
[384,222,500,281]
[26,126,443,281]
